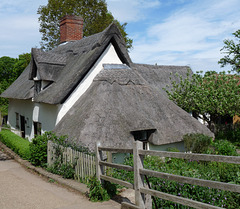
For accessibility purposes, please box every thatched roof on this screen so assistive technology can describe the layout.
[54,64,213,151]
[1,23,132,104]
[131,63,191,96]
[1,65,34,100]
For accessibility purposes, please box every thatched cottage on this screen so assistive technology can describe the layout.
[1,15,213,152]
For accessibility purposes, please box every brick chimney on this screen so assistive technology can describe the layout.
[60,15,83,44]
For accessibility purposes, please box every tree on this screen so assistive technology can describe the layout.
[164,70,240,133]
[13,53,31,79]
[0,53,31,115]
[219,29,240,73]
[0,56,17,84]
[37,0,133,50]
[0,56,15,116]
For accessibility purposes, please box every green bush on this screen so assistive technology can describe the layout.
[87,176,110,202]
[0,129,30,159]
[47,161,75,179]
[211,140,238,156]
[103,181,117,198]
[112,153,240,208]
[29,132,66,167]
[183,133,212,153]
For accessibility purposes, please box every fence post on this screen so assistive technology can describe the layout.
[96,141,104,182]
[47,140,52,167]
[133,141,145,208]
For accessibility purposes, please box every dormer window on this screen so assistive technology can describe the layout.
[42,80,53,90]
[34,80,53,95]
[34,81,42,94]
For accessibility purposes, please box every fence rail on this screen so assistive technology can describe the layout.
[96,141,240,209]
[47,141,95,182]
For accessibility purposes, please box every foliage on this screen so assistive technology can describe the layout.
[87,176,110,202]
[46,136,94,182]
[47,140,76,179]
[47,161,75,179]
[144,157,240,209]
[0,56,17,83]
[29,131,66,167]
[112,146,240,208]
[0,54,31,115]
[219,29,240,73]
[215,124,240,147]
[37,0,133,50]
[0,129,30,159]
[0,56,16,115]
[167,147,180,152]
[13,53,31,78]
[64,141,94,156]
[111,154,134,184]
[103,181,117,198]
[183,133,212,153]
[209,140,238,156]
[164,70,240,132]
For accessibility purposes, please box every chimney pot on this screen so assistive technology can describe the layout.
[60,15,83,44]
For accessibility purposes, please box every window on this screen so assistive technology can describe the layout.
[33,122,41,136]
[34,81,42,94]
[15,112,19,129]
[42,80,53,90]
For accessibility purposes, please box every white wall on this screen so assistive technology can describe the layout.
[56,43,122,124]
[8,99,58,140]
[8,42,122,140]
[8,99,34,138]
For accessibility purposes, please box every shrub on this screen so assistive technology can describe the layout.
[112,151,240,208]
[103,181,117,198]
[0,129,30,159]
[167,147,180,152]
[47,161,75,179]
[87,176,110,202]
[212,140,237,156]
[183,133,212,153]
[29,132,66,167]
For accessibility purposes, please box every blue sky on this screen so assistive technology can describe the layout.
[0,0,239,73]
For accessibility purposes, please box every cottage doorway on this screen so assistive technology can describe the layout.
[20,115,25,138]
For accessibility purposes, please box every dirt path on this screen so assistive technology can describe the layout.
[0,155,120,209]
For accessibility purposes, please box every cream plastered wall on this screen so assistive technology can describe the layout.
[8,99,58,139]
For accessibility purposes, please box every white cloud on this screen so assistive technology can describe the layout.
[130,0,240,72]
[106,0,161,22]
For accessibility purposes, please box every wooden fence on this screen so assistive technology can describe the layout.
[96,141,240,209]
[47,141,95,182]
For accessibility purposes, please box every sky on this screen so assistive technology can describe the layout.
[0,0,239,73]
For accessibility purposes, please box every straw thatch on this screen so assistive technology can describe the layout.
[54,64,213,151]
[131,63,191,96]
[2,23,131,104]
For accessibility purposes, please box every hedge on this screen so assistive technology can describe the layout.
[0,129,30,160]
